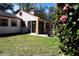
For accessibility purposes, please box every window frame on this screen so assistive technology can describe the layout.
[11,20,17,27]
[0,19,8,27]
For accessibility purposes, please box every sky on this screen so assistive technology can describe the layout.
[7,3,57,13]
[42,3,57,8]
[43,3,57,13]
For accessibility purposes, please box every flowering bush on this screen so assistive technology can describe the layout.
[58,4,79,56]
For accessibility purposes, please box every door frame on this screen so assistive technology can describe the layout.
[28,21,36,33]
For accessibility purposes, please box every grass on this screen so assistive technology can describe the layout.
[0,34,62,56]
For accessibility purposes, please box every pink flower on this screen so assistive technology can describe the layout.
[63,4,70,11]
[60,15,68,24]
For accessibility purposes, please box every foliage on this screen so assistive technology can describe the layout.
[0,3,14,12]
[57,3,79,56]
[18,3,35,12]
[48,6,61,35]
[34,4,47,19]
[48,7,57,21]
[18,3,48,19]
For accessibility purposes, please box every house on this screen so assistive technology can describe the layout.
[0,11,22,34]
[0,10,53,35]
[16,10,53,34]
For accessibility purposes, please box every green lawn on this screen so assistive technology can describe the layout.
[0,34,62,56]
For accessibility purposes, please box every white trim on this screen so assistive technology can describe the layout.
[8,19,11,27]
[31,21,32,33]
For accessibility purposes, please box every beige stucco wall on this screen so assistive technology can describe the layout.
[0,18,21,34]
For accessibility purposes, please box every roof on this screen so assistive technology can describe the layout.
[15,10,38,18]
[24,11,52,22]
[0,11,21,19]
[16,10,52,22]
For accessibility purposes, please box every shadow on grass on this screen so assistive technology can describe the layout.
[0,33,28,37]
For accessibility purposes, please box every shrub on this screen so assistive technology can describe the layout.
[58,4,79,56]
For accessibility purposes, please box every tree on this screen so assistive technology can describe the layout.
[18,3,48,19]
[48,6,57,21]
[0,3,14,12]
[34,4,47,19]
[18,3,35,12]
[57,3,79,55]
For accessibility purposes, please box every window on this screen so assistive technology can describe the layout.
[0,19,8,26]
[11,20,17,27]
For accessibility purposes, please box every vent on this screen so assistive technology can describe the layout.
[19,12,22,16]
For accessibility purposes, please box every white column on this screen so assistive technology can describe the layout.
[44,21,46,33]
[8,19,11,27]
[31,21,32,33]
[36,20,39,34]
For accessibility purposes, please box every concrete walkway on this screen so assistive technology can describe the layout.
[28,33,48,37]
